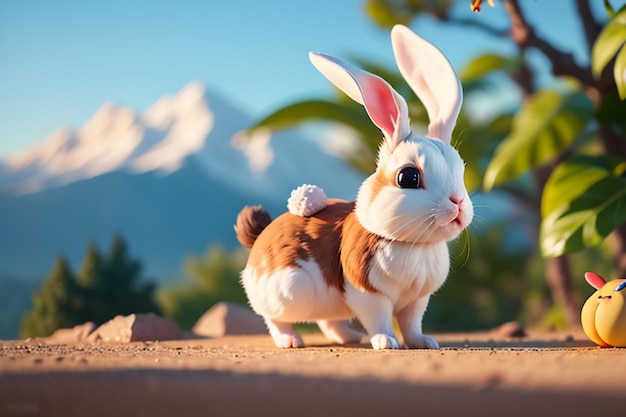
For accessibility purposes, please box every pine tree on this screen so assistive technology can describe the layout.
[21,256,86,338]
[76,242,109,324]
[99,234,160,318]
[20,235,161,338]
[76,242,102,288]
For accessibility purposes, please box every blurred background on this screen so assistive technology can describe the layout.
[2,0,626,339]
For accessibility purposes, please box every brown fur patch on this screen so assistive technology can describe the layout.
[246,199,354,291]
[368,169,395,207]
[235,206,272,249]
[340,212,382,293]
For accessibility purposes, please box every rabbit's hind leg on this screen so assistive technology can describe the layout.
[317,319,365,345]
[265,318,304,348]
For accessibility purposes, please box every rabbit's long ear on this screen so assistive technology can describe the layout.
[391,24,462,144]
[310,52,411,152]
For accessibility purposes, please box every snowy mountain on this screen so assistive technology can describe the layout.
[0,82,362,199]
[0,82,365,280]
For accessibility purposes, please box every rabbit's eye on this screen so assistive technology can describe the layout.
[615,282,626,292]
[397,167,420,189]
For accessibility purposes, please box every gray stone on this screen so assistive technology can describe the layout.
[48,322,97,343]
[88,313,183,343]
[192,302,267,337]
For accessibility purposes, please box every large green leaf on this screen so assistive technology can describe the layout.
[540,155,626,258]
[614,43,626,99]
[455,112,513,192]
[247,99,380,147]
[459,53,517,85]
[541,155,624,217]
[364,0,454,28]
[483,90,593,191]
[597,88,626,134]
[592,6,626,79]
[249,100,365,133]
[364,0,412,28]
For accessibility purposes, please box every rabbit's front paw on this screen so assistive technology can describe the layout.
[370,334,400,350]
[276,333,304,349]
[266,320,305,349]
[405,334,439,349]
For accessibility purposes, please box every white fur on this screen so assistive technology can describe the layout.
[309,52,411,150]
[342,241,448,350]
[241,25,470,350]
[369,240,449,309]
[392,24,462,143]
[287,184,327,217]
[242,241,450,350]
[241,259,354,323]
[242,259,364,349]
[357,139,473,244]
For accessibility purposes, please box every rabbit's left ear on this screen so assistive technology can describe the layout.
[310,52,411,152]
[392,24,462,144]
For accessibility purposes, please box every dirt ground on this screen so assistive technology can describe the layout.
[1,329,625,417]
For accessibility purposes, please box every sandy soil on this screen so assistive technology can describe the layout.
[1,329,625,417]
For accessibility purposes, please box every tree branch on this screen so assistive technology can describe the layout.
[575,0,603,53]
[502,0,599,96]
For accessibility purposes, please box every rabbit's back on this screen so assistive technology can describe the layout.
[241,199,356,322]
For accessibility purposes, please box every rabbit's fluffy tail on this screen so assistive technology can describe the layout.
[235,205,272,249]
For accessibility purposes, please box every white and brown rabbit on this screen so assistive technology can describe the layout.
[235,25,473,350]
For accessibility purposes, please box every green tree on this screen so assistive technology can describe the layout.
[244,0,626,328]
[21,235,161,338]
[99,235,160,318]
[78,234,161,324]
[21,256,86,338]
[76,242,108,323]
[77,242,103,288]
[157,245,248,329]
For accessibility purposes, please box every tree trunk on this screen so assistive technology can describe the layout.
[598,125,626,277]
[534,166,579,328]
[611,223,626,277]
[543,256,579,327]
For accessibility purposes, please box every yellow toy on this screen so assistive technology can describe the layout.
[581,272,626,347]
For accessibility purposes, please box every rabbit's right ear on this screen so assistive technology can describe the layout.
[310,52,411,153]
[391,25,462,144]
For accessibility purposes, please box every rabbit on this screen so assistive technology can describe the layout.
[234,24,473,350]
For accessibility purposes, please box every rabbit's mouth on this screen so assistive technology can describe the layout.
[450,207,470,229]
[437,203,472,241]
[441,199,471,228]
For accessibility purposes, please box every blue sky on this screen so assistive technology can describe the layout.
[0,0,611,157]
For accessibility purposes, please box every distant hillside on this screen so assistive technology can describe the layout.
[0,82,363,281]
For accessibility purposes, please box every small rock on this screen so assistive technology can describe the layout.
[88,313,183,343]
[491,321,527,338]
[192,302,267,337]
[48,322,97,343]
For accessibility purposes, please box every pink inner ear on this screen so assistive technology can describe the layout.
[361,77,398,139]
[585,272,606,290]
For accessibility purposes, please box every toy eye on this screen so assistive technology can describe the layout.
[397,167,420,189]
[614,282,626,292]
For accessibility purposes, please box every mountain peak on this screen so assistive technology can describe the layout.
[142,81,209,129]
[80,102,137,139]
[0,81,362,200]
[176,81,206,104]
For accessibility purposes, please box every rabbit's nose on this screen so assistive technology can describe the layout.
[449,196,464,206]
